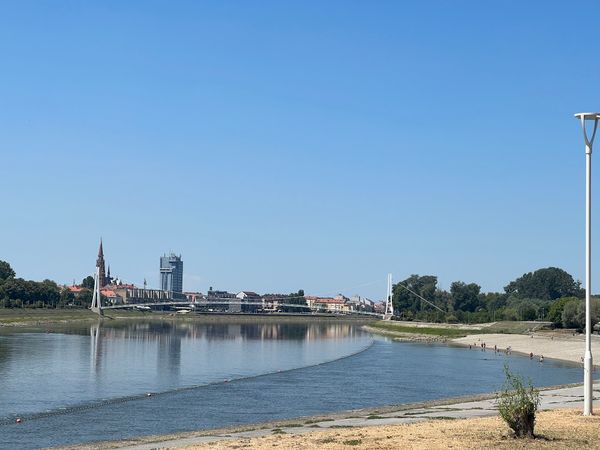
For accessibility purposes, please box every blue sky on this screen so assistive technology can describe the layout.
[1,1,600,299]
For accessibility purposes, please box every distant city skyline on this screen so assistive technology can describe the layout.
[1,2,600,299]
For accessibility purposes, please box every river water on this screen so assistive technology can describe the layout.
[0,319,585,449]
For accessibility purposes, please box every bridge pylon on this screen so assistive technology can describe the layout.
[383,273,394,320]
[90,266,104,316]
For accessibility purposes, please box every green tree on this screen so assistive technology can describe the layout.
[81,276,95,289]
[548,297,578,327]
[450,281,481,312]
[480,292,507,321]
[562,298,581,329]
[0,260,15,283]
[505,267,583,301]
[281,290,309,313]
[59,289,75,307]
[393,275,439,316]
[76,289,93,308]
[0,278,31,305]
[562,297,600,331]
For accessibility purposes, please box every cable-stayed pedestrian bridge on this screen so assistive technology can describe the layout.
[99,299,380,317]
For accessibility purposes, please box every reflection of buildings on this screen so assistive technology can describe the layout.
[83,321,358,347]
[157,328,181,378]
[88,322,183,377]
[160,253,184,293]
[84,321,361,384]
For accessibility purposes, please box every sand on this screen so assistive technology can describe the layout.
[453,332,600,364]
[178,409,600,449]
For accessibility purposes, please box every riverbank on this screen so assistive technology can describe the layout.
[452,331,599,366]
[362,324,468,342]
[0,308,371,327]
[366,320,551,339]
[58,382,598,450]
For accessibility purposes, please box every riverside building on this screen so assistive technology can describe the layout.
[160,253,183,293]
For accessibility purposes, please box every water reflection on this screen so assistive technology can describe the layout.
[84,320,362,342]
[0,320,370,419]
[86,321,362,375]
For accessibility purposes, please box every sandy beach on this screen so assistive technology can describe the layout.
[453,331,600,365]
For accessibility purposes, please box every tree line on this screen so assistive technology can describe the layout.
[0,258,597,329]
[0,260,92,308]
[393,266,596,330]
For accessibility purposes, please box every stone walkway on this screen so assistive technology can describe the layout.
[114,383,599,450]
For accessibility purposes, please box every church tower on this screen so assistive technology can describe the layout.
[96,239,107,287]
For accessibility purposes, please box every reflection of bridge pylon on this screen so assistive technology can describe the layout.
[384,273,394,320]
[90,266,104,316]
[90,323,103,371]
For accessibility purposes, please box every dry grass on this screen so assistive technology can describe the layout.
[181,409,600,449]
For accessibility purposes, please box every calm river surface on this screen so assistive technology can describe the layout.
[0,319,585,449]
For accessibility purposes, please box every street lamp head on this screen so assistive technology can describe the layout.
[575,113,600,150]
[575,112,600,120]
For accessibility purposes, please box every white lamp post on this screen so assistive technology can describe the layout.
[575,112,600,415]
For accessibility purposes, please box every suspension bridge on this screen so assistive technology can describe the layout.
[90,267,391,318]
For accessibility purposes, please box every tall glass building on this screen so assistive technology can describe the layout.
[160,253,183,293]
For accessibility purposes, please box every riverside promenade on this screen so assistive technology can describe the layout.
[98,383,597,450]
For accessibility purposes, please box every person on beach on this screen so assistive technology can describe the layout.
[530,352,533,359]
[539,355,544,363]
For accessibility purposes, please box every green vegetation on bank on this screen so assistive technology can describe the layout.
[392,267,595,329]
[368,321,469,338]
[0,260,92,309]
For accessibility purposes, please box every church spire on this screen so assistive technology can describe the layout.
[96,238,107,287]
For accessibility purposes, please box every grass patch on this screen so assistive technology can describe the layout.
[343,439,362,446]
[318,437,336,444]
[369,322,468,337]
[366,415,385,420]
[0,308,99,324]
[283,423,303,428]
[304,418,334,424]
[272,428,286,434]
[330,425,354,428]
[482,321,551,334]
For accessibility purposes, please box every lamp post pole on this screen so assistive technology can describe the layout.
[575,112,600,416]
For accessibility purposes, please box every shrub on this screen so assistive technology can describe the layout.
[445,314,458,323]
[562,298,582,329]
[497,365,540,438]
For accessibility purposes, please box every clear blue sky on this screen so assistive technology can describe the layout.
[1,1,600,299]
